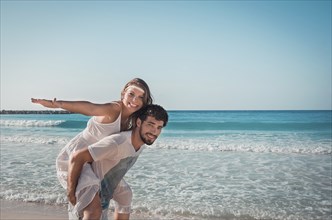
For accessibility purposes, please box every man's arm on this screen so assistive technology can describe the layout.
[67,148,94,205]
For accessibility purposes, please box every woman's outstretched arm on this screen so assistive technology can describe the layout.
[31,98,119,116]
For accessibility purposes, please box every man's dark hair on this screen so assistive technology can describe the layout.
[135,104,168,127]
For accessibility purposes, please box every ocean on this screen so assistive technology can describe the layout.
[1,110,331,219]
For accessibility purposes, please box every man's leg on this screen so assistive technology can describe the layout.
[114,212,130,220]
[112,179,132,220]
[82,193,102,220]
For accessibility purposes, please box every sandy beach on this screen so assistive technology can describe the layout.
[0,199,162,220]
[1,199,68,220]
[0,199,188,220]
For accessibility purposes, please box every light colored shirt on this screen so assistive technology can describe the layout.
[88,131,145,209]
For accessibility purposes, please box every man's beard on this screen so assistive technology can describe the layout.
[139,128,156,145]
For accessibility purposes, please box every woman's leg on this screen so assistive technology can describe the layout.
[82,193,102,220]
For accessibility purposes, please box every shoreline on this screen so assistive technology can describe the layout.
[0,199,175,220]
[1,199,68,220]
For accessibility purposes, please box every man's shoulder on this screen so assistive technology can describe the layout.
[111,130,131,139]
[111,131,132,145]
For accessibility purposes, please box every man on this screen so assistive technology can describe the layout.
[67,104,168,220]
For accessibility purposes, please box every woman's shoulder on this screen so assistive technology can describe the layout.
[95,101,122,123]
[107,101,122,116]
[107,101,122,112]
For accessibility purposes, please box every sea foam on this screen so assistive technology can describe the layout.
[1,135,70,145]
[1,133,331,155]
[0,120,64,127]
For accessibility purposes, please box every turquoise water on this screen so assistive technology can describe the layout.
[1,111,331,219]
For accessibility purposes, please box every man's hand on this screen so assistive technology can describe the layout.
[67,149,94,206]
[67,189,77,205]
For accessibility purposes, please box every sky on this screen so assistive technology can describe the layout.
[1,0,331,110]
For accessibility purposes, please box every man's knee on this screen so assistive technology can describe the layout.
[114,183,132,205]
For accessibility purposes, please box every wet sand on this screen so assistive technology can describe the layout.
[0,199,161,220]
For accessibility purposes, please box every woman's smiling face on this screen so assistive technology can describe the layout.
[122,86,145,113]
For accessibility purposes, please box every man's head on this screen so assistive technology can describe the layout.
[135,104,168,145]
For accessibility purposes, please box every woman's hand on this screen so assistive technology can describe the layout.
[31,98,61,108]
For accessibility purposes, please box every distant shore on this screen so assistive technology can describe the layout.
[0,110,72,114]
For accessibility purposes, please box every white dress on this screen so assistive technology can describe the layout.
[56,114,122,188]
[56,113,128,218]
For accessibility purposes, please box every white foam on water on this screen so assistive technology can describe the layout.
[2,133,330,155]
[152,135,332,155]
[126,149,332,219]
[1,135,70,145]
[0,119,64,127]
[1,146,331,219]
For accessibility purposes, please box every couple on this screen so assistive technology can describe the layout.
[32,78,168,220]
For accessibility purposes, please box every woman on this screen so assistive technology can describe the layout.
[31,78,152,220]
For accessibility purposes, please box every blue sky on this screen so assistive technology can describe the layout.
[1,0,331,110]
